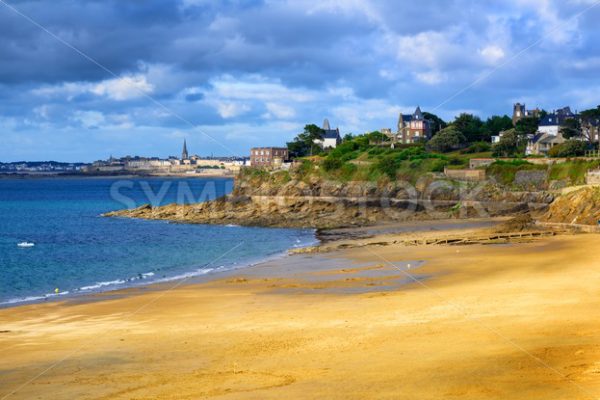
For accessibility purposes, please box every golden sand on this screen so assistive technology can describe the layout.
[1,232,600,399]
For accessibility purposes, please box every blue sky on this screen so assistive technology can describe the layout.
[1,0,600,162]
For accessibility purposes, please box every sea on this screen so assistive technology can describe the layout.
[0,177,316,306]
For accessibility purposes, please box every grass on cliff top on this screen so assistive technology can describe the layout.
[242,131,599,188]
[241,136,493,186]
[548,160,600,185]
[485,160,546,186]
[485,159,600,187]
[299,142,491,184]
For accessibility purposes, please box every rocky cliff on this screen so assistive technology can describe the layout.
[104,169,555,229]
[542,187,600,226]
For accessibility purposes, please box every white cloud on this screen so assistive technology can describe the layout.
[207,74,314,102]
[394,31,450,69]
[215,102,251,118]
[301,0,383,24]
[91,75,154,101]
[415,70,446,85]
[71,110,106,129]
[512,0,580,45]
[479,45,506,64]
[33,105,51,119]
[203,75,314,119]
[32,74,154,101]
[265,102,296,119]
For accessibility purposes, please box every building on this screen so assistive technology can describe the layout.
[582,118,600,143]
[396,106,433,144]
[181,139,189,160]
[526,133,564,156]
[491,130,505,144]
[526,107,576,155]
[314,119,342,149]
[250,147,289,167]
[512,103,541,125]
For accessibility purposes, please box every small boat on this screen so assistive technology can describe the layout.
[17,242,35,248]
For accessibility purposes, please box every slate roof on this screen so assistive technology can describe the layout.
[530,132,545,143]
[538,135,559,144]
[322,129,340,139]
[413,106,424,120]
[398,114,412,123]
[539,113,576,126]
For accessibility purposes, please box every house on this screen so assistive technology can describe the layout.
[394,106,433,144]
[512,103,541,125]
[491,129,510,144]
[526,132,565,156]
[250,147,289,167]
[526,107,576,155]
[314,119,341,149]
[581,117,600,143]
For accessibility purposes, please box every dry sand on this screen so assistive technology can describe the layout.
[1,229,600,399]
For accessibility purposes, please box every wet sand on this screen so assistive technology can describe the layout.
[1,228,600,399]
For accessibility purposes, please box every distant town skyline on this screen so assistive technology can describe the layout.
[1,1,600,162]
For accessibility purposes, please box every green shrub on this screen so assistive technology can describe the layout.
[461,141,492,154]
[429,159,448,172]
[426,127,467,153]
[322,157,343,171]
[486,160,544,185]
[548,140,588,158]
[375,154,402,179]
[548,160,600,184]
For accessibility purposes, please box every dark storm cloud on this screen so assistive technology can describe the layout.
[0,0,599,161]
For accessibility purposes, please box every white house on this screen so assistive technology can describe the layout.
[525,108,575,155]
[314,118,342,149]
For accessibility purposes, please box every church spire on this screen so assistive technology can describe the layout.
[182,139,189,160]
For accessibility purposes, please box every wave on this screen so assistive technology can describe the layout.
[0,234,319,308]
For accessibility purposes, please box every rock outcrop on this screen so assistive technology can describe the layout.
[104,172,556,229]
[542,187,600,226]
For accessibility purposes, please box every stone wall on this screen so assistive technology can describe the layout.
[586,170,600,185]
[444,168,486,181]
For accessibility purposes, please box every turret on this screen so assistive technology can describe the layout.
[182,139,189,160]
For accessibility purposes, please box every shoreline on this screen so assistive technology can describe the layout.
[0,218,500,309]
[0,231,319,309]
[3,220,600,399]
[0,173,235,180]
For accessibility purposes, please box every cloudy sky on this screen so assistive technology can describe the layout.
[1,0,600,162]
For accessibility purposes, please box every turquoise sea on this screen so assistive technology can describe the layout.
[0,177,316,306]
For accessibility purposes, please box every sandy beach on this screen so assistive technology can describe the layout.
[2,224,600,399]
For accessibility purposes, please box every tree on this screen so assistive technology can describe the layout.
[548,140,588,157]
[426,126,467,153]
[484,115,513,137]
[286,124,325,158]
[492,129,526,157]
[423,112,447,136]
[343,133,354,142]
[560,118,582,140]
[580,106,600,119]
[515,116,539,136]
[366,130,387,143]
[452,113,485,142]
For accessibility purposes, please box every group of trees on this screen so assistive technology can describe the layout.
[286,124,326,158]
[424,113,513,153]
[287,105,600,160]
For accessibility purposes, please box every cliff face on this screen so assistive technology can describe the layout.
[104,170,555,229]
[542,187,600,226]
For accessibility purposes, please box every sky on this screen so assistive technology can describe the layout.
[1,0,600,162]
